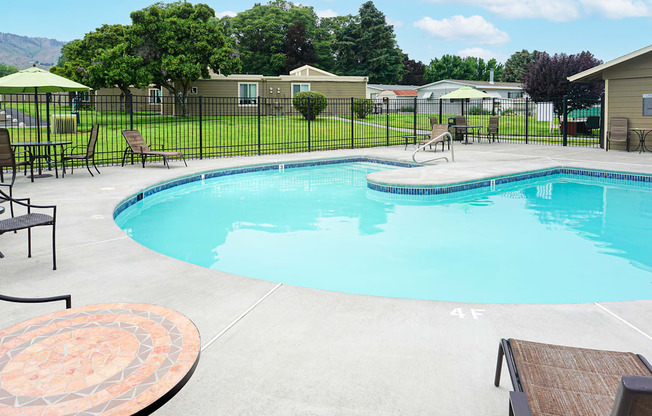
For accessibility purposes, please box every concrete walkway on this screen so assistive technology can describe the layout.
[2,143,652,415]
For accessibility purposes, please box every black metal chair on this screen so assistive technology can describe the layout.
[62,124,101,177]
[0,293,71,309]
[0,128,33,184]
[0,189,57,269]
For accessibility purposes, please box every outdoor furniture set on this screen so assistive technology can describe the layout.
[606,117,652,153]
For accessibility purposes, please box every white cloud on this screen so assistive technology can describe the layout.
[215,11,237,18]
[387,17,404,28]
[426,0,580,22]
[458,48,508,62]
[414,15,510,45]
[579,0,651,18]
[316,9,338,18]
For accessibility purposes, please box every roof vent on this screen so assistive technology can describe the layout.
[490,69,494,85]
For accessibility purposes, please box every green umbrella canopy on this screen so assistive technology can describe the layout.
[0,67,89,93]
[440,86,492,100]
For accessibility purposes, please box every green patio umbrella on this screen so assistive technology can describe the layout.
[440,86,492,100]
[0,67,90,141]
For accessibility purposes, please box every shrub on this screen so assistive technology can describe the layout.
[399,106,414,112]
[292,91,328,120]
[352,98,374,119]
[501,108,515,116]
[468,106,491,115]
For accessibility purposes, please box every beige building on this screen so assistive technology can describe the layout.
[569,44,652,151]
[95,65,368,116]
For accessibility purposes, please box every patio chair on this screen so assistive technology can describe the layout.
[0,293,71,309]
[479,116,500,143]
[450,116,468,142]
[62,124,101,177]
[417,124,450,152]
[607,117,630,152]
[494,338,652,416]
[584,116,600,136]
[0,189,57,270]
[0,128,34,184]
[121,130,187,169]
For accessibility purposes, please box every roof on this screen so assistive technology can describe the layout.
[289,65,337,77]
[368,84,420,91]
[392,90,417,96]
[417,79,522,91]
[568,44,652,82]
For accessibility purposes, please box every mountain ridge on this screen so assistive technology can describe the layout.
[0,32,65,70]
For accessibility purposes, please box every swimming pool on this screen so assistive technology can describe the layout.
[114,159,652,304]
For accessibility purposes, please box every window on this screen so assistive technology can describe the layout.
[190,87,198,94]
[292,83,310,96]
[508,91,523,99]
[239,83,257,105]
[149,88,162,104]
[79,92,90,102]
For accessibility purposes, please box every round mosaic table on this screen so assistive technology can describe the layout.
[0,303,200,415]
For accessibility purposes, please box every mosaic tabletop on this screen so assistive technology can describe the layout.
[0,303,200,415]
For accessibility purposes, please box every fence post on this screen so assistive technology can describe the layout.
[562,95,568,146]
[492,98,496,116]
[46,93,51,142]
[129,94,134,131]
[307,96,311,152]
[350,97,354,149]
[257,96,262,155]
[385,98,389,146]
[439,98,443,124]
[599,93,605,149]
[525,97,529,144]
[198,95,203,159]
[413,97,417,145]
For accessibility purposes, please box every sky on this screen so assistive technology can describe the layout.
[3,0,652,65]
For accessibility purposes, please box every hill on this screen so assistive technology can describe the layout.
[0,32,64,70]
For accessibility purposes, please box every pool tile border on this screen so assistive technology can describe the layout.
[113,157,417,219]
[367,167,652,195]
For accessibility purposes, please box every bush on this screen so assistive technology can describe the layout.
[399,106,414,112]
[352,98,374,119]
[292,91,328,120]
[468,106,491,115]
[501,108,515,116]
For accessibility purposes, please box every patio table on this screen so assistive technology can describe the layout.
[629,128,652,153]
[11,140,72,179]
[0,302,200,415]
[451,125,482,144]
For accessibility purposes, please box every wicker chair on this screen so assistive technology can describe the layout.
[121,130,187,169]
[495,338,652,416]
[0,189,57,269]
[62,124,101,177]
[480,116,500,143]
[417,124,450,152]
[0,128,33,184]
[607,117,630,152]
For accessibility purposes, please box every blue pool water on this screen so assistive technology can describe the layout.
[115,162,652,304]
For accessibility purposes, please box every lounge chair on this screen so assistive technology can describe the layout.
[479,116,499,143]
[0,189,57,269]
[607,117,630,152]
[62,124,101,177]
[417,124,450,152]
[121,129,187,169]
[0,128,33,184]
[494,338,652,416]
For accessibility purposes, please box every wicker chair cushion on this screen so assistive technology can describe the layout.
[0,213,54,232]
[510,339,652,416]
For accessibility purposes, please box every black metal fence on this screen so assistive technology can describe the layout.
[0,92,604,168]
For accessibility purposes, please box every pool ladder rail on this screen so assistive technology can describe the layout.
[411,131,454,165]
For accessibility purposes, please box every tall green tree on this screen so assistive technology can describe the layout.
[130,1,240,115]
[331,1,405,84]
[222,0,327,75]
[423,55,503,83]
[0,63,19,77]
[51,24,149,112]
[501,49,542,83]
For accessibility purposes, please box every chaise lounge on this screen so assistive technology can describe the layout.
[121,129,187,169]
[494,338,652,415]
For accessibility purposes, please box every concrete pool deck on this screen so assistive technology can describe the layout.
[2,142,652,415]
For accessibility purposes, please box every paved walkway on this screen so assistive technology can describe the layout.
[2,144,652,415]
[0,107,46,128]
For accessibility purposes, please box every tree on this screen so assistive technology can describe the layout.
[501,50,542,83]
[399,56,425,85]
[523,51,603,116]
[130,2,240,115]
[331,1,405,84]
[51,24,150,112]
[423,55,504,83]
[292,91,327,120]
[221,0,327,75]
[0,63,19,77]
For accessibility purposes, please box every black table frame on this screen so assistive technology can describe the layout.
[451,125,482,144]
[11,141,72,179]
[630,129,652,154]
